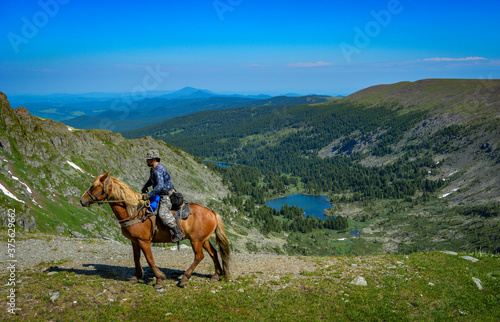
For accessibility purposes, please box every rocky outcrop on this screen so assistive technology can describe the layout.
[0,136,11,155]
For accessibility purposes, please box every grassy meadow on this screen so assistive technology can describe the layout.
[1,251,498,321]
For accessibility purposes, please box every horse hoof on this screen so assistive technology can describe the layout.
[178,276,190,288]
[154,281,165,290]
[210,275,220,283]
[130,276,139,285]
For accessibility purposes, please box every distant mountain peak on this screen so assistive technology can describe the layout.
[159,87,217,99]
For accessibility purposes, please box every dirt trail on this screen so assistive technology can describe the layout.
[1,234,316,284]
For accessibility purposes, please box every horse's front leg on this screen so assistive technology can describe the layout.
[138,239,166,289]
[130,241,143,285]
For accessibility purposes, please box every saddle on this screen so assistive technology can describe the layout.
[174,203,191,219]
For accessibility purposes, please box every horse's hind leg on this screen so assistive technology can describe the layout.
[179,240,205,288]
[138,240,166,289]
[203,239,223,282]
[130,241,144,285]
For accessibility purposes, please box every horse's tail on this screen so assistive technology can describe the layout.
[215,213,231,280]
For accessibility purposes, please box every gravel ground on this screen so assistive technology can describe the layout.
[1,234,316,284]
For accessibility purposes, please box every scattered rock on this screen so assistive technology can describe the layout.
[50,292,60,303]
[351,264,357,268]
[461,256,479,263]
[82,223,96,233]
[472,277,483,290]
[169,244,191,251]
[441,251,458,255]
[70,231,86,238]
[17,212,36,231]
[350,276,367,286]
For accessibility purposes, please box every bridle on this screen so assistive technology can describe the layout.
[84,176,131,205]
[85,176,114,204]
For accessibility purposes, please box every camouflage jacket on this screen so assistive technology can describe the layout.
[145,163,174,198]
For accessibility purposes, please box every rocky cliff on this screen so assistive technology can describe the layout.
[0,92,229,239]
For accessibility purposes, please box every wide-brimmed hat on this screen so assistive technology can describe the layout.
[146,149,160,159]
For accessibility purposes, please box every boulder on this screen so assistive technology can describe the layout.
[350,276,368,286]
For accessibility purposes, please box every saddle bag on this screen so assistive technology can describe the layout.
[170,192,184,209]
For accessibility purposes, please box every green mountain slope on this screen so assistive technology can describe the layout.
[0,92,229,239]
[344,79,500,205]
[346,78,500,116]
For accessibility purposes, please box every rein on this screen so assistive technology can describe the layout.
[97,200,152,228]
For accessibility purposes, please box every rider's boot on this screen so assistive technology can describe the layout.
[168,223,185,243]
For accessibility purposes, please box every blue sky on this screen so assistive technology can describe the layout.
[1,0,499,96]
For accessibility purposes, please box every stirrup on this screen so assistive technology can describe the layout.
[171,231,185,243]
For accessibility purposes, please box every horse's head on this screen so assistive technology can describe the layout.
[80,170,111,207]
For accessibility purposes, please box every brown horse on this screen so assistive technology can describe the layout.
[80,171,230,288]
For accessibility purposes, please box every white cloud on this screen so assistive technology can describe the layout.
[423,56,487,62]
[287,61,333,68]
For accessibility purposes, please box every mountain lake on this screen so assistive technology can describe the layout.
[266,194,333,220]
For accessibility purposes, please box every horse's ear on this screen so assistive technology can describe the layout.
[101,170,110,182]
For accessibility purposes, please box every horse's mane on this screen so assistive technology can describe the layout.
[96,174,145,217]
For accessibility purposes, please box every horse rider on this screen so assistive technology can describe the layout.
[141,149,185,242]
